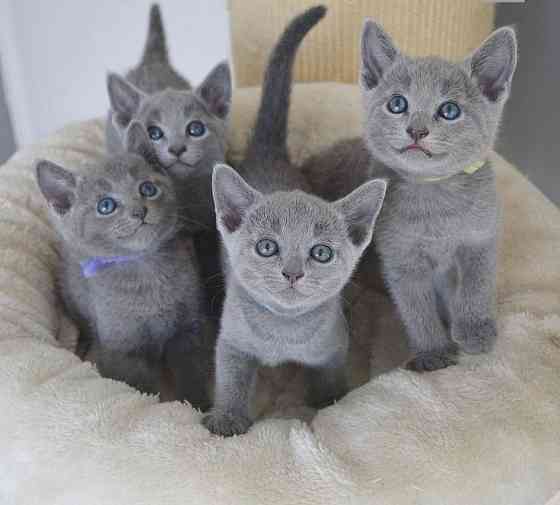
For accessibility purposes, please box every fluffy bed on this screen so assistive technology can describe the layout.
[1,83,559,505]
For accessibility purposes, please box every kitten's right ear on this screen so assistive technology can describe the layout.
[196,62,232,120]
[334,178,387,248]
[360,20,399,90]
[35,160,77,215]
[107,73,145,129]
[125,121,162,170]
[212,164,260,233]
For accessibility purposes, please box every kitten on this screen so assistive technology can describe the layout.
[35,122,213,409]
[201,6,387,437]
[105,3,232,317]
[303,23,517,371]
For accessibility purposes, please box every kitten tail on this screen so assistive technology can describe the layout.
[141,4,169,64]
[246,5,327,164]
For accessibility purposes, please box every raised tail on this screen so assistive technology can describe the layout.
[140,4,168,64]
[245,5,327,164]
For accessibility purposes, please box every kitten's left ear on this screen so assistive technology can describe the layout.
[35,160,77,216]
[196,61,232,120]
[212,164,260,234]
[468,27,517,102]
[334,178,387,248]
[360,19,399,90]
[125,121,163,171]
[107,73,146,129]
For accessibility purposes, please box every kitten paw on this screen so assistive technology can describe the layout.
[202,411,252,437]
[406,349,458,372]
[452,318,497,354]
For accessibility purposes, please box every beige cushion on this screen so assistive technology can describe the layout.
[0,83,559,504]
[229,0,495,86]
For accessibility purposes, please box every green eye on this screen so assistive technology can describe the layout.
[147,126,164,140]
[438,101,461,120]
[97,197,117,215]
[310,244,333,263]
[256,239,279,257]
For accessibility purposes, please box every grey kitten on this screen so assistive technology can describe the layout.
[35,122,213,409]
[201,6,387,437]
[304,22,517,371]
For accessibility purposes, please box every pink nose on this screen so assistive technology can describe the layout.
[406,127,429,141]
[282,270,304,285]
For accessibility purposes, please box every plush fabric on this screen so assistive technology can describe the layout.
[0,83,559,505]
[229,0,494,87]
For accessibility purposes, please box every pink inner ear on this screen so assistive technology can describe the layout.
[221,211,242,233]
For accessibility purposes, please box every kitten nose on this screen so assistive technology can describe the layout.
[406,127,429,142]
[282,270,304,285]
[132,206,147,221]
[168,145,187,157]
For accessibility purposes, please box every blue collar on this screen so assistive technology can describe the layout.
[80,254,143,278]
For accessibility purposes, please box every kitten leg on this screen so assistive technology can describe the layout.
[306,349,348,409]
[450,241,497,354]
[388,271,457,372]
[202,340,257,437]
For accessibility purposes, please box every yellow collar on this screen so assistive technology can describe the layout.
[419,160,486,183]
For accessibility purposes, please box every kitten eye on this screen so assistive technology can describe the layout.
[256,239,279,258]
[438,101,461,120]
[139,181,160,199]
[147,126,164,141]
[387,95,408,114]
[187,120,206,137]
[97,197,117,216]
[310,244,333,263]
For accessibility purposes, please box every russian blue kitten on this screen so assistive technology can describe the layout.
[201,6,387,437]
[203,165,386,436]
[35,122,212,409]
[105,4,232,231]
[304,23,517,371]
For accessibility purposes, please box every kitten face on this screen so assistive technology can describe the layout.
[213,165,386,314]
[360,22,517,180]
[108,61,231,179]
[36,153,179,258]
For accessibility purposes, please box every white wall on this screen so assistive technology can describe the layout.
[0,0,230,147]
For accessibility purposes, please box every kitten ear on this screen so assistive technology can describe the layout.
[212,164,260,234]
[468,27,517,102]
[334,178,387,248]
[125,120,162,170]
[107,73,145,129]
[196,61,232,120]
[35,160,77,215]
[360,20,399,90]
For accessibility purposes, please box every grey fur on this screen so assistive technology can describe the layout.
[201,6,387,436]
[35,123,213,409]
[304,23,517,371]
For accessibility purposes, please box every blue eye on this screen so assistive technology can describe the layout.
[187,120,206,137]
[147,126,164,141]
[310,244,333,263]
[438,101,461,120]
[139,181,159,199]
[387,95,408,114]
[256,239,279,257]
[97,197,117,215]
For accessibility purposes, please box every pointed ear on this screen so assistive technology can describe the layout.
[35,160,77,215]
[360,20,399,90]
[125,121,162,170]
[334,178,387,248]
[107,73,145,129]
[196,62,232,119]
[212,164,260,233]
[468,27,517,102]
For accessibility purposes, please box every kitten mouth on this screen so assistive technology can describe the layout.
[399,144,433,158]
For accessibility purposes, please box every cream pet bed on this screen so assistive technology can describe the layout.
[0,83,559,505]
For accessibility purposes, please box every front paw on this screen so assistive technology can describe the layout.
[202,411,252,437]
[406,348,458,372]
[452,318,497,354]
